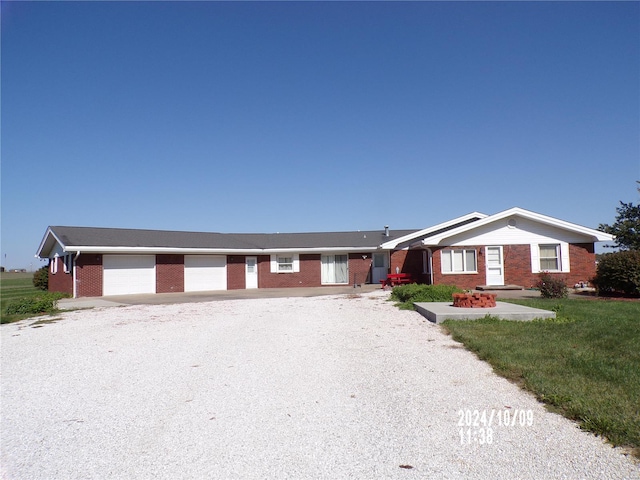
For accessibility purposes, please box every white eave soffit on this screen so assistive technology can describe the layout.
[57,246,376,255]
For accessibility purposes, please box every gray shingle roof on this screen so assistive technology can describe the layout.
[44,225,419,253]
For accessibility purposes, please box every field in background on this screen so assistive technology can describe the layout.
[1,272,40,323]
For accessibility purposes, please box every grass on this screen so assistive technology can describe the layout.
[390,283,464,309]
[0,272,58,324]
[441,297,640,457]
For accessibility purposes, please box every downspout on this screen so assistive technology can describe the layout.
[73,251,80,298]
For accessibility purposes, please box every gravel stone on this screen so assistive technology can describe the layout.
[1,291,638,479]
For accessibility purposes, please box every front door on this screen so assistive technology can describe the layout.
[246,256,258,289]
[372,252,389,284]
[485,246,504,286]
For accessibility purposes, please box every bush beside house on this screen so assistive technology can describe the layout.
[592,250,640,296]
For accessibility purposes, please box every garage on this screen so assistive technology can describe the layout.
[184,255,227,292]
[103,255,156,296]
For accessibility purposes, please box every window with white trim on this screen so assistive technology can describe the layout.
[63,255,73,274]
[277,256,293,272]
[441,249,477,273]
[539,244,560,271]
[270,254,300,273]
[50,255,59,274]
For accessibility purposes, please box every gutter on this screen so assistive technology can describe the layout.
[62,246,385,255]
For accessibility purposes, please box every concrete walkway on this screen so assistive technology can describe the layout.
[58,284,382,309]
[57,285,593,311]
[414,301,556,324]
[58,285,597,311]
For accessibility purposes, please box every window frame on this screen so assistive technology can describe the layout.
[539,244,560,272]
[63,254,73,274]
[321,253,349,285]
[50,254,59,275]
[440,248,478,274]
[277,255,294,272]
[270,254,300,273]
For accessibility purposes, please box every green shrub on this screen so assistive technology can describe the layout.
[536,272,568,299]
[391,284,463,309]
[32,266,49,291]
[5,292,67,315]
[592,250,640,296]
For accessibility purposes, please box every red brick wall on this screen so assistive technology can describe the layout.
[567,243,597,285]
[430,246,479,290]
[227,255,246,290]
[349,253,373,285]
[48,257,73,296]
[76,254,103,297]
[502,244,596,289]
[259,254,321,288]
[156,255,184,293]
[390,250,430,284]
[500,245,525,286]
[429,243,598,290]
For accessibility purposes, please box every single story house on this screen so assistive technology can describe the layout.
[36,207,613,298]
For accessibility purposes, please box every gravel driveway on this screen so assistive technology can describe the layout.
[1,291,638,479]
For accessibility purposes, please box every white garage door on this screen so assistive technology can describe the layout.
[184,255,227,292]
[103,255,156,296]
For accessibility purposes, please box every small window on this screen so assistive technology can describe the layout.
[277,256,293,272]
[539,244,560,271]
[270,254,299,273]
[63,255,73,274]
[50,257,58,275]
[373,253,387,268]
[441,249,477,273]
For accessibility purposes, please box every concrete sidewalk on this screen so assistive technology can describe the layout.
[57,284,382,310]
[57,284,590,311]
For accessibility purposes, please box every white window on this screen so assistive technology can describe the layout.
[277,256,293,271]
[531,242,570,273]
[63,255,73,274]
[373,253,387,269]
[539,244,560,271]
[270,254,300,273]
[441,249,477,273]
[321,254,349,284]
[50,255,59,274]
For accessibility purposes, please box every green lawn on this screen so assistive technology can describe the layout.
[442,298,640,457]
[1,272,43,324]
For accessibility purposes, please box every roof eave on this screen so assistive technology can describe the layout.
[58,245,380,255]
[419,207,616,245]
[35,227,66,259]
[380,212,487,249]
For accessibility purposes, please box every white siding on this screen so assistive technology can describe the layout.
[103,255,156,296]
[184,255,227,292]
[441,217,592,247]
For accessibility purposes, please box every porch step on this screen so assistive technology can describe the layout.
[475,285,524,291]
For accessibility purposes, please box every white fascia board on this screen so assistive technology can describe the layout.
[422,207,614,245]
[504,208,614,242]
[380,212,488,250]
[482,207,614,242]
[36,228,66,259]
[65,246,375,255]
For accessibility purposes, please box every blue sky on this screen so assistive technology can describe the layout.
[2,1,638,270]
